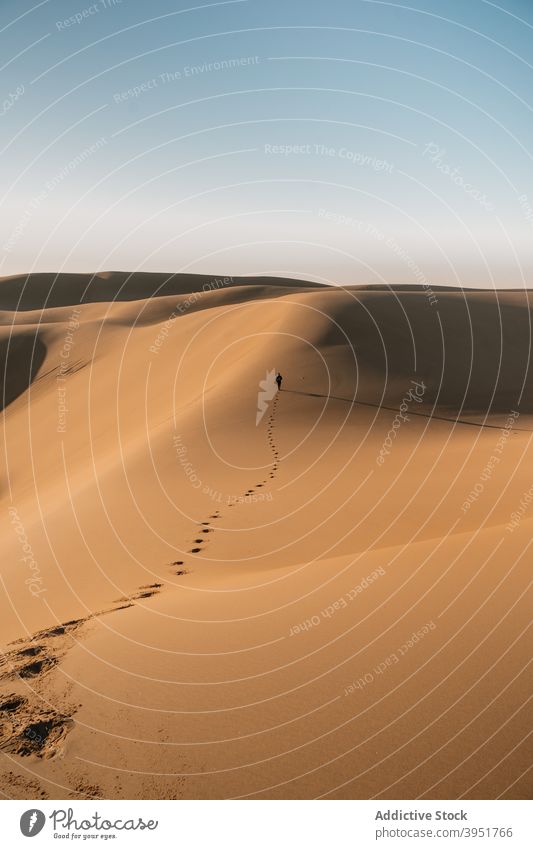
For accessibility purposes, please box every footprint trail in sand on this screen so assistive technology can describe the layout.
[0,587,163,760]
[177,392,281,570]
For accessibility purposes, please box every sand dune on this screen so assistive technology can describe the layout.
[0,274,531,799]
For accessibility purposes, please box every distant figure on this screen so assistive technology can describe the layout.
[276,372,283,390]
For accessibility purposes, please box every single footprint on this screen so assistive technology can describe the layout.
[193,538,204,544]
[0,695,25,712]
[172,560,184,566]
[18,646,43,658]
[32,621,83,640]
[190,547,202,553]
[18,657,57,679]
[2,707,74,758]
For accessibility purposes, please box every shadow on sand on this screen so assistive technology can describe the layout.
[281,389,530,432]
[1,334,47,412]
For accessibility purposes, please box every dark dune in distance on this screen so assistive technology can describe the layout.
[2,271,532,312]
[1,274,533,418]
[0,271,325,311]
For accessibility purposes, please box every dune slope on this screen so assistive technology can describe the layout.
[0,275,531,799]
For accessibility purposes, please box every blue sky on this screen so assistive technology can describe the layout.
[1,0,532,286]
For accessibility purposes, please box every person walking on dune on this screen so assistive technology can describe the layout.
[276,372,283,391]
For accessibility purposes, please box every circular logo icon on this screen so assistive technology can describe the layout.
[20,809,46,837]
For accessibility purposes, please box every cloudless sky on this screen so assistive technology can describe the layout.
[1,0,532,286]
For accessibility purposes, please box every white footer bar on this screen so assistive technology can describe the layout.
[3,799,532,848]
